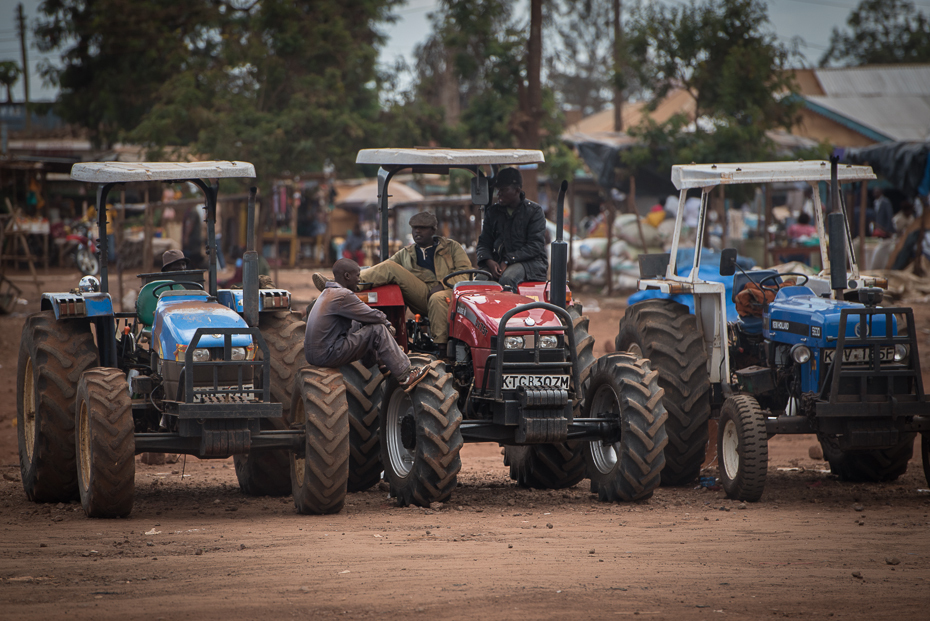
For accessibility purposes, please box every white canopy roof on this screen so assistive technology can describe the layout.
[671,160,876,190]
[71,161,255,183]
[356,148,545,167]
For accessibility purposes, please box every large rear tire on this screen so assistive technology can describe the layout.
[234,310,306,496]
[381,357,463,507]
[616,299,710,486]
[583,354,667,502]
[504,306,594,489]
[76,368,135,518]
[817,431,915,482]
[17,312,98,503]
[717,395,768,502]
[290,367,349,515]
[342,361,384,492]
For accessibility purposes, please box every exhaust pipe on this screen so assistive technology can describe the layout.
[828,157,846,298]
[242,187,260,327]
[550,180,569,309]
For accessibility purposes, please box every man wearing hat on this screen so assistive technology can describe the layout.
[312,211,471,348]
[476,167,548,289]
[161,249,190,272]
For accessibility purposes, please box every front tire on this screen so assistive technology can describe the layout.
[75,369,135,518]
[718,395,768,502]
[17,312,98,503]
[817,431,915,482]
[342,361,385,492]
[381,358,462,507]
[504,306,594,489]
[616,299,710,486]
[290,367,349,515]
[583,354,668,502]
[234,310,306,496]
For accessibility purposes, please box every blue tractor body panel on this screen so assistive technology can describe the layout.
[216,288,291,314]
[152,291,252,362]
[41,292,114,320]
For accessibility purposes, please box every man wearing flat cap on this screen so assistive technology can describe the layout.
[476,167,548,289]
[313,211,471,347]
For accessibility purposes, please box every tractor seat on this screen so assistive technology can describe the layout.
[732,270,780,335]
[136,280,199,328]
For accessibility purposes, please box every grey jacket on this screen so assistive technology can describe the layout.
[304,282,388,363]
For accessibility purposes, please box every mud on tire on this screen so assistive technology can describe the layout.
[818,431,915,483]
[583,354,668,502]
[382,357,463,507]
[504,306,594,489]
[342,361,384,492]
[76,368,135,518]
[234,310,306,496]
[17,311,98,503]
[290,367,349,515]
[616,299,710,486]
[718,395,768,502]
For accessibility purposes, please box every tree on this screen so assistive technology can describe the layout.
[820,0,930,66]
[35,0,402,180]
[0,61,21,103]
[622,0,800,171]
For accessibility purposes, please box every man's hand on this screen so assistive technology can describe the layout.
[428,284,445,297]
[386,322,396,336]
[485,260,504,278]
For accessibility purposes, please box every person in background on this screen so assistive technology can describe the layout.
[894,200,916,235]
[343,224,366,266]
[873,188,894,238]
[787,212,817,242]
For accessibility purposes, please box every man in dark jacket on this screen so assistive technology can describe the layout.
[305,258,427,391]
[476,167,548,289]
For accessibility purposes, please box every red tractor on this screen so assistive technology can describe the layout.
[328,148,668,507]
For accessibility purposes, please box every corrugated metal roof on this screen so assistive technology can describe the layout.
[814,65,930,97]
[806,94,930,141]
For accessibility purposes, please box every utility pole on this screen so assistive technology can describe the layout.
[613,0,623,132]
[17,3,30,132]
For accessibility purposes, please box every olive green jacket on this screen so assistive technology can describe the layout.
[389,236,472,289]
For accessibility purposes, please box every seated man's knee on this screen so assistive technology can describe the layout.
[499,265,525,289]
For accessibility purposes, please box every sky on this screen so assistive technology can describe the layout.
[1,0,926,103]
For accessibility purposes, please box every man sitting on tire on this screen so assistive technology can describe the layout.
[313,211,471,349]
[305,258,428,392]
[476,167,548,290]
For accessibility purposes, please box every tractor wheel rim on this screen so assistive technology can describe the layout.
[22,357,35,461]
[78,401,91,490]
[721,419,740,479]
[386,388,415,478]
[589,384,620,474]
[292,401,306,487]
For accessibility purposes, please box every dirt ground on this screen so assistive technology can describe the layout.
[1,268,929,620]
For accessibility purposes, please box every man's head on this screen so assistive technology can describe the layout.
[495,167,523,207]
[161,249,189,272]
[332,258,361,292]
[409,211,438,247]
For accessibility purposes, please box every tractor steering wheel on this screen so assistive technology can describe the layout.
[756,272,809,297]
[152,281,205,299]
[442,269,493,288]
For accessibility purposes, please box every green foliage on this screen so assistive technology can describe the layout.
[622,0,800,171]
[820,0,930,66]
[0,60,22,103]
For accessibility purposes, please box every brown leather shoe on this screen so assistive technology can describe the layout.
[398,365,429,392]
[311,272,329,292]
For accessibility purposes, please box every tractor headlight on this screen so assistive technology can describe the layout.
[504,336,525,350]
[230,347,247,361]
[538,335,559,349]
[894,344,909,362]
[790,344,811,364]
[192,348,211,362]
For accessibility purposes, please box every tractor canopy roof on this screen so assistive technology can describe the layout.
[671,160,875,190]
[71,161,255,184]
[356,148,544,170]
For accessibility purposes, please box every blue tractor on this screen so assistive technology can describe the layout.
[617,159,930,500]
[17,162,345,517]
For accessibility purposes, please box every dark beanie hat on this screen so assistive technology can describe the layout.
[494,167,523,188]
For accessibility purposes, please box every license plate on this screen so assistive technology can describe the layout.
[823,346,894,364]
[501,374,570,390]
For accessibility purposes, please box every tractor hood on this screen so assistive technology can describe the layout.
[456,290,564,336]
[765,287,895,345]
[152,292,252,361]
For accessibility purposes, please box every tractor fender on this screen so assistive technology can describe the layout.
[216,288,292,314]
[41,292,114,320]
